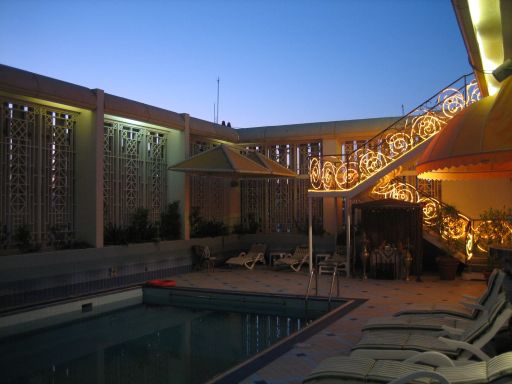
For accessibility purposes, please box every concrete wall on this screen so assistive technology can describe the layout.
[75,90,104,247]
[442,178,512,218]
[0,289,142,337]
[167,115,190,240]
[0,233,334,281]
[0,233,335,311]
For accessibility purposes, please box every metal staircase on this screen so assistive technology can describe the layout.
[309,74,480,198]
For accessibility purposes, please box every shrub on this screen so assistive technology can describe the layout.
[234,213,260,234]
[160,201,181,240]
[128,208,158,243]
[104,222,129,245]
[190,207,228,238]
[14,224,39,252]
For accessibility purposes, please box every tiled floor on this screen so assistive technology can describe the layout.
[172,267,487,384]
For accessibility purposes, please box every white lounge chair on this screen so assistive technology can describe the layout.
[350,294,512,362]
[274,245,309,272]
[318,247,348,276]
[303,351,512,384]
[361,270,506,333]
[191,245,216,272]
[225,243,267,270]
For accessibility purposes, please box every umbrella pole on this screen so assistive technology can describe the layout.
[346,198,351,278]
[308,196,313,274]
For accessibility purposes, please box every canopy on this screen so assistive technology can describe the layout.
[244,150,298,178]
[416,75,512,180]
[352,199,423,279]
[168,144,297,178]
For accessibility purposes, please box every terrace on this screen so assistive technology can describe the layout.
[0,0,511,383]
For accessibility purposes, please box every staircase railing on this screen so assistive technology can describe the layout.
[328,269,339,307]
[309,74,480,193]
[371,178,512,264]
[305,268,318,303]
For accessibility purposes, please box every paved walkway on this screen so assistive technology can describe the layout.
[171,267,487,384]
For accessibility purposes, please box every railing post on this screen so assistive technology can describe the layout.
[305,268,316,302]
[346,198,352,278]
[308,196,313,274]
[464,74,468,105]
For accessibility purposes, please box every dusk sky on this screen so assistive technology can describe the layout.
[1,0,470,128]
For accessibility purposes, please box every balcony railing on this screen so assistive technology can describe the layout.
[309,74,480,193]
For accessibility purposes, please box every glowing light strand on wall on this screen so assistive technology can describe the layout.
[371,178,512,261]
[372,178,471,258]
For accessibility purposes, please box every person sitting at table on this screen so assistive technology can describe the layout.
[397,241,413,280]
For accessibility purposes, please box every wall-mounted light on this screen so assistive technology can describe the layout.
[492,58,512,82]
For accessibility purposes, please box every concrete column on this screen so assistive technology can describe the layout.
[321,138,341,237]
[345,198,352,277]
[75,89,104,247]
[167,114,190,240]
[227,180,241,231]
[308,196,313,274]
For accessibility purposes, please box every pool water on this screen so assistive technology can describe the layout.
[1,303,309,384]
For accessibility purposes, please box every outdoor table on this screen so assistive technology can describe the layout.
[268,251,288,266]
[318,261,338,275]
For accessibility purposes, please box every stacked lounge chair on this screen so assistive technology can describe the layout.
[393,269,504,318]
[303,351,512,384]
[350,292,511,362]
[361,269,506,334]
[225,243,267,270]
[303,268,512,384]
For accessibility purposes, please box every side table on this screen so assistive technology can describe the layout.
[268,251,288,266]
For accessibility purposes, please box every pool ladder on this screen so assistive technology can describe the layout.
[305,268,340,309]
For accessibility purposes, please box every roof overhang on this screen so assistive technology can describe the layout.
[452,0,512,96]
[416,75,512,180]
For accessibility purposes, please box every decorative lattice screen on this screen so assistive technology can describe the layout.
[240,142,323,233]
[103,120,167,226]
[0,99,76,245]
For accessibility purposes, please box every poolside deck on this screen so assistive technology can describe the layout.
[172,268,488,384]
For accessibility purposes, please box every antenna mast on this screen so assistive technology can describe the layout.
[216,77,220,124]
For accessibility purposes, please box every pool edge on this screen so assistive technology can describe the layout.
[205,296,366,384]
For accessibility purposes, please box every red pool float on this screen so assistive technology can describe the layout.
[146,279,176,287]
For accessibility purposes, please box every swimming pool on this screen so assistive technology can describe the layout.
[0,287,360,384]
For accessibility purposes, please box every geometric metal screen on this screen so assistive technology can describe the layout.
[240,142,323,233]
[189,138,228,221]
[0,99,76,246]
[103,119,167,226]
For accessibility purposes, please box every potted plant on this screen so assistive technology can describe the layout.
[436,251,460,280]
[477,207,512,278]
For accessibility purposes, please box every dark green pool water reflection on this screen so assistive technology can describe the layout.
[1,304,308,384]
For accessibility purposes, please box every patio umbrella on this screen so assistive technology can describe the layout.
[168,144,297,178]
[416,75,512,180]
[245,150,297,178]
